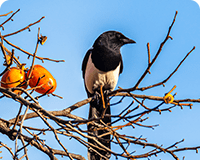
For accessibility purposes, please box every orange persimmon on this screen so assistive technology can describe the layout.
[27,65,57,94]
[1,67,27,94]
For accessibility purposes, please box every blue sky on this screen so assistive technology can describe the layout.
[0,0,200,160]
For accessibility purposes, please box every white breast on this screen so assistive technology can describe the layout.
[84,54,120,94]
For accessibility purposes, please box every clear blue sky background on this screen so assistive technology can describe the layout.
[0,0,200,160]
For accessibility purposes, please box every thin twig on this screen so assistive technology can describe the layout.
[0,11,13,17]
[26,27,40,85]
[138,46,195,91]
[0,31,8,65]
[3,38,65,63]
[0,141,15,158]
[134,11,178,89]
[14,105,29,159]
[147,42,151,73]
[12,104,23,130]
[19,136,29,160]
[0,48,15,76]
[0,9,20,30]
[0,42,22,67]
[3,16,45,37]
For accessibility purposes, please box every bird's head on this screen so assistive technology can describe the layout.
[93,31,136,51]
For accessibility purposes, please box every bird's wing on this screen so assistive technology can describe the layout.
[119,54,123,74]
[81,48,92,78]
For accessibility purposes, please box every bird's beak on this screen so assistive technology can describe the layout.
[122,37,136,44]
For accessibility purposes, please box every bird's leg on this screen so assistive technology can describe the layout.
[104,90,111,107]
[101,90,111,119]
[100,85,106,108]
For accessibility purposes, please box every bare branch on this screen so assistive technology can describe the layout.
[3,16,45,37]
[3,38,65,63]
[0,9,19,30]
[138,46,195,91]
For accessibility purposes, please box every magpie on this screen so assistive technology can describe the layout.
[82,31,136,160]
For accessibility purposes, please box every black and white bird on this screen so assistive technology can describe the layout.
[82,31,136,160]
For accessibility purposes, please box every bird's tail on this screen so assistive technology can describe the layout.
[88,93,111,160]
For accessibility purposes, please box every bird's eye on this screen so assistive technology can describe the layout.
[117,34,121,39]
